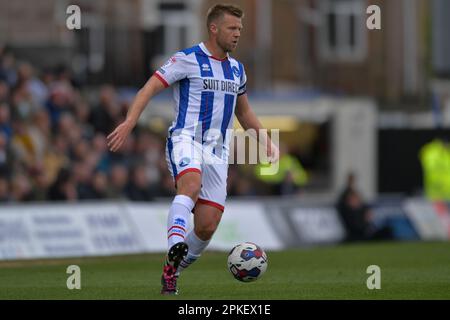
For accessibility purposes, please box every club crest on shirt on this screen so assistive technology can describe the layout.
[232,66,241,78]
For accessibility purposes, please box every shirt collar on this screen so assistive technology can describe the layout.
[199,42,229,61]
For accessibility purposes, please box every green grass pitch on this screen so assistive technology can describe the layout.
[1,241,449,299]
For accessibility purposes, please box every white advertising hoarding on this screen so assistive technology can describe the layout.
[403,199,448,240]
[207,202,284,251]
[289,207,346,244]
[0,201,284,260]
[0,203,146,260]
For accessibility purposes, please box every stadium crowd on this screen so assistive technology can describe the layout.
[1,47,304,203]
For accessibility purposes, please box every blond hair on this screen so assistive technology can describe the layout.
[206,3,244,29]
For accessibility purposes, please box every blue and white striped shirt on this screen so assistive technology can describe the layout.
[154,42,247,157]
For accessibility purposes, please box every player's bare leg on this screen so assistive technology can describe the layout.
[176,170,202,199]
[176,203,223,274]
[193,203,223,240]
[161,171,201,295]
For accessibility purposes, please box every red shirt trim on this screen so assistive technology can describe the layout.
[153,72,169,88]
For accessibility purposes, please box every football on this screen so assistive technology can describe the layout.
[227,242,268,282]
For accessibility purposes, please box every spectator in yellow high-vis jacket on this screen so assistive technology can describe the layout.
[255,143,308,195]
[419,137,450,201]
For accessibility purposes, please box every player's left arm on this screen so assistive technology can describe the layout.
[235,93,279,163]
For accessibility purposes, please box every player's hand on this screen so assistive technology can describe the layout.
[107,120,134,152]
[267,141,279,164]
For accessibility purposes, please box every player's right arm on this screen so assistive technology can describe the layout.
[107,75,166,152]
[108,52,188,152]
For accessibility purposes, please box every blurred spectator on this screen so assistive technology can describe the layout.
[135,130,164,187]
[54,65,77,87]
[40,68,55,90]
[0,131,9,175]
[0,102,12,141]
[10,173,34,202]
[17,62,49,107]
[227,166,257,197]
[254,143,308,195]
[0,80,10,103]
[45,82,73,130]
[57,112,81,145]
[419,136,450,201]
[107,164,129,199]
[0,176,10,202]
[234,175,256,196]
[91,171,108,199]
[11,80,39,121]
[89,85,121,135]
[10,119,37,170]
[126,164,155,201]
[31,168,51,201]
[336,173,393,242]
[43,135,70,185]
[0,50,17,86]
[73,99,94,137]
[73,161,96,200]
[109,132,137,167]
[28,109,51,165]
[72,138,90,162]
[92,132,111,173]
[47,167,77,201]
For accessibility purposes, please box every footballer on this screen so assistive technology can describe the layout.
[107,3,279,295]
